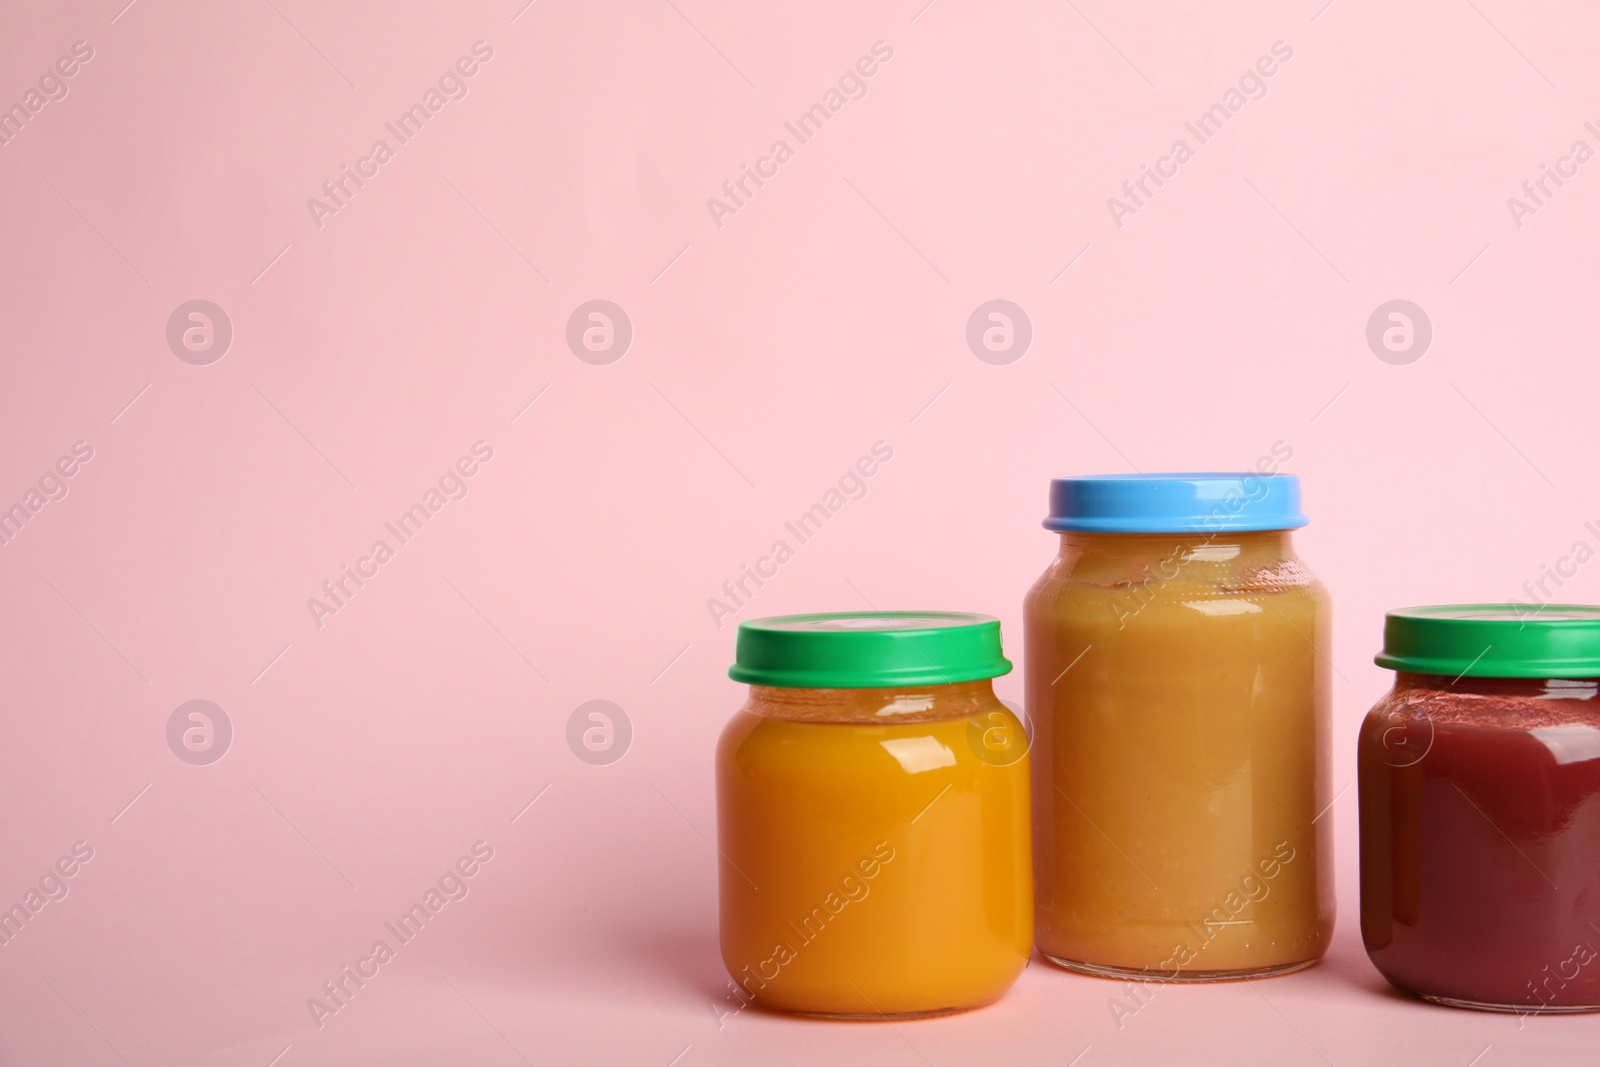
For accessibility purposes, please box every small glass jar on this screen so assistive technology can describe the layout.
[716,612,1032,1018]
[1359,605,1600,1013]
[1026,473,1334,980]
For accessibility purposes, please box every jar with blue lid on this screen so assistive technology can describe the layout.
[1025,472,1334,981]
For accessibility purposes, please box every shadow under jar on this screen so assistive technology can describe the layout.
[1360,605,1600,1013]
[717,612,1033,1019]
[1026,473,1334,981]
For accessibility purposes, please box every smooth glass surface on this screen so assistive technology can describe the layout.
[716,681,1032,1017]
[1359,674,1600,1012]
[1026,530,1333,979]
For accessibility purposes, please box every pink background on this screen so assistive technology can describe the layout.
[3,0,1598,1063]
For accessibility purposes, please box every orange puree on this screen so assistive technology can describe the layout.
[716,681,1032,1017]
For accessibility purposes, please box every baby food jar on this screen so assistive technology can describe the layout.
[1359,605,1600,1013]
[1026,473,1333,980]
[716,612,1032,1018]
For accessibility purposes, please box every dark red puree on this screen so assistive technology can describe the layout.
[1360,674,1600,1010]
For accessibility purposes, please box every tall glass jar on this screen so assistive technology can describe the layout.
[1359,605,1600,1013]
[717,612,1032,1018]
[1026,473,1333,980]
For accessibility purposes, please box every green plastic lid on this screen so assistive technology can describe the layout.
[1376,604,1600,678]
[729,612,1012,689]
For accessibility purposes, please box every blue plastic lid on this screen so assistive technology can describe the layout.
[1044,473,1308,534]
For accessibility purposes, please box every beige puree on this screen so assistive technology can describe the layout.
[1025,530,1333,979]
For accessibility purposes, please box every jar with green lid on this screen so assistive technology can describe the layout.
[716,612,1032,1018]
[1360,605,1600,1012]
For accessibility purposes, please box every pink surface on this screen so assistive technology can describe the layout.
[2,0,1598,1063]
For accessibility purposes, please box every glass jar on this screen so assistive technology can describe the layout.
[1359,605,1600,1013]
[716,612,1032,1018]
[1026,473,1333,980]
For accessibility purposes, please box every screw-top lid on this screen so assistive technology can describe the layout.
[1044,473,1308,534]
[729,612,1012,689]
[1376,605,1600,678]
